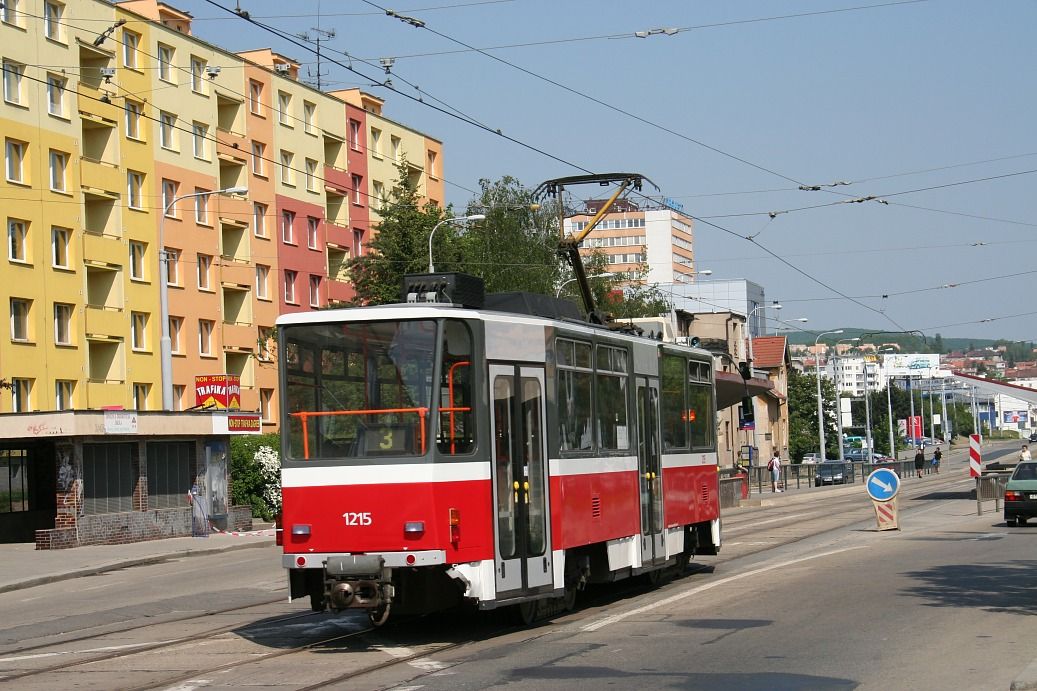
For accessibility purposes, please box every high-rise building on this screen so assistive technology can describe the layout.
[0,0,442,425]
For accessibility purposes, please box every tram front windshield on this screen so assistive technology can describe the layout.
[283,320,437,462]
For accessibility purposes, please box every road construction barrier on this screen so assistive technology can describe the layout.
[975,472,1009,516]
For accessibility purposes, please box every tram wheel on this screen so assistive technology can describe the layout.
[562,584,578,612]
[368,602,391,627]
[512,600,539,626]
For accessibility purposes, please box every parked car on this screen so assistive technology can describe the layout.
[1005,462,1037,526]
[815,461,850,486]
[844,449,870,462]
[802,453,821,464]
[1028,433,1037,444]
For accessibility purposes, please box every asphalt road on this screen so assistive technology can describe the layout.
[0,441,1031,690]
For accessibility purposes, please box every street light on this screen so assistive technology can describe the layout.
[556,272,614,298]
[160,186,248,411]
[814,329,844,462]
[427,214,486,274]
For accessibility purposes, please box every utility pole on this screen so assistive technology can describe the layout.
[940,377,949,440]
[298,26,336,90]
[908,375,917,448]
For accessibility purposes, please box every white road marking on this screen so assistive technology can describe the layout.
[0,640,175,663]
[374,646,447,672]
[580,545,865,632]
[160,680,212,691]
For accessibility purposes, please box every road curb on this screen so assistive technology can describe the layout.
[1011,657,1037,690]
[0,539,274,595]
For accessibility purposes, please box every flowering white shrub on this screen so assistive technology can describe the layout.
[254,445,282,513]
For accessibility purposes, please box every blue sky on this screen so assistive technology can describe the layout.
[180,0,1036,341]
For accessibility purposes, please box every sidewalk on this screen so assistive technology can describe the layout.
[0,527,276,595]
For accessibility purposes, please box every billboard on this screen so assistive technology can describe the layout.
[195,375,241,409]
[1003,410,1029,424]
[906,415,923,439]
[882,353,940,376]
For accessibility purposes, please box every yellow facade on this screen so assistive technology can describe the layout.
[1,0,443,423]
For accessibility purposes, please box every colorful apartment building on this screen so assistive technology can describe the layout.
[0,0,443,426]
[563,199,698,285]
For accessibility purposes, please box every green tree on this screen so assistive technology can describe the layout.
[787,368,839,462]
[348,160,453,305]
[230,432,281,521]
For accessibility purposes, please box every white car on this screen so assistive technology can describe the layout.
[802,453,821,464]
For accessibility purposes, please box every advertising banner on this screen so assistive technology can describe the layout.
[907,415,923,439]
[194,375,241,409]
[1003,410,1029,424]
[882,353,940,376]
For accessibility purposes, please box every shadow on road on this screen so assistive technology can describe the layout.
[901,560,1037,615]
[506,666,857,690]
[910,490,974,500]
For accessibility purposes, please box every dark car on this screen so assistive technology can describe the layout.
[1028,433,1037,444]
[815,461,850,486]
[1005,461,1037,526]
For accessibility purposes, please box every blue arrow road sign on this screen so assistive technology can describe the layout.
[866,468,901,501]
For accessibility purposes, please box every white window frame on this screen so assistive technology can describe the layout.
[197,253,212,290]
[51,226,69,268]
[127,171,144,209]
[125,100,142,140]
[133,383,149,410]
[8,219,27,262]
[2,60,23,105]
[122,29,139,68]
[284,270,297,304]
[251,141,265,175]
[53,302,71,345]
[158,44,174,82]
[305,158,317,192]
[165,248,181,286]
[280,150,294,185]
[281,210,295,244]
[10,297,30,341]
[198,319,214,356]
[47,74,65,117]
[169,316,182,353]
[190,57,205,93]
[307,217,319,250]
[159,112,177,150]
[194,190,210,225]
[5,139,24,183]
[49,150,67,192]
[278,91,291,126]
[256,265,269,299]
[253,202,267,237]
[1,0,21,26]
[55,380,73,410]
[192,122,208,160]
[303,101,315,133]
[11,378,31,412]
[349,119,360,150]
[43,1,62,41]
[129,240,145,280]
[131,311,148,351]
[308,275,320,308]
[249,80,263,114]
[162,179,179,217]
[351,174,363,205]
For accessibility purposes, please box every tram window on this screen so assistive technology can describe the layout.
[557,337,593,452]
[688,383,714,449]
[596,344,630,451]
[437,320,475,455]
[661,354,688,450]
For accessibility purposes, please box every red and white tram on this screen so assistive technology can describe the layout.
[277,280,720,624]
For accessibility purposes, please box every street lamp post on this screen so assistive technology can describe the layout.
[160,186,248,411]
[556,272,614,298]
[815,329,844,462]
[863,360,874,463]
[427,214,486,274]
[833,338,860,461]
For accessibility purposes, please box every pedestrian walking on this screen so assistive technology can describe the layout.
[1021,445,1032,462]
[932,446,942,474]
[768,451,782,493]
[914,448,925,479]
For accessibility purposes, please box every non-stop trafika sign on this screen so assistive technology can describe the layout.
[195,375,241,410]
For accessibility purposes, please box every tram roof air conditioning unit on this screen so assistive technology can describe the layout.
[402,272,484,309]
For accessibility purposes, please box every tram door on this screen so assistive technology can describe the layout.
[490,364,552,595]
[637,377,665,565]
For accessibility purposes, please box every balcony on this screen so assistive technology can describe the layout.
[325,220,351,248]
[80,158,123,198]
[216,129,248,165]
[86,381,126,407]
[218,260,254,288]
[77,83,121,124]
[327,279,355,305]
[85,306,125,338]
[324,165,351,195]
[216,194,251,229]
[222,322,256,352]
[82,231,124,266]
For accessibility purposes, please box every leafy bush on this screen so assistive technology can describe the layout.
[230,433,281,521]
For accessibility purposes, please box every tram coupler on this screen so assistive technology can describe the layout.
[324,555,393,613]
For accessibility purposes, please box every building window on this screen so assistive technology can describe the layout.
[8,219,27,262]
[82,443,135,514]
[49,150,67,192]
[122,30,139,68]
[128,239,145,278]
[256,265,269,299]
[146,441,194,509]
[47,74,66,117]
[253,203,267,237]
[52,227,69,268]
[127,171,144,209]
[172,385,185,411]
[1,0,21,25]
[249,80,263,114]
[6,139,25,183]
[197,253,212,290]
[190,57,206,93]
[351,174,363,205]
[284,270,297,304]
[307,217,319,250]
[158,44,174,82]
[159,112,177,149]
[162,179,179,216]
[43,1,63,40]
[251,141,265,175]
[194,189,210,225]
[260,388,273,421]
[305,158,318,192]
[303,101,316,133]
[280,150,294,185]
[370,128,381,157]
[352,228,364,258]
[348,119,360,149]
[192,122,208,159]
[372,180,384,210]
[11,378,31,412]
[281,210,295,244]
[391,135,401,162]
[133,383,149,410]
[131,311,148,351]
[53,302,72,345]
[277,91,291,125]
[10,297,30,341]
[125,100,143,140]
[2,60,23,105]
[169,316,182,353]
[198,319,214,356]
[308,275,321,307]
[165,248,180,286]
[428,150,438,178]
[55,380,74,410]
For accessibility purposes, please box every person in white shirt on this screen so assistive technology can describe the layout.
[1021,445,1032,462]
[768,451,782,492]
